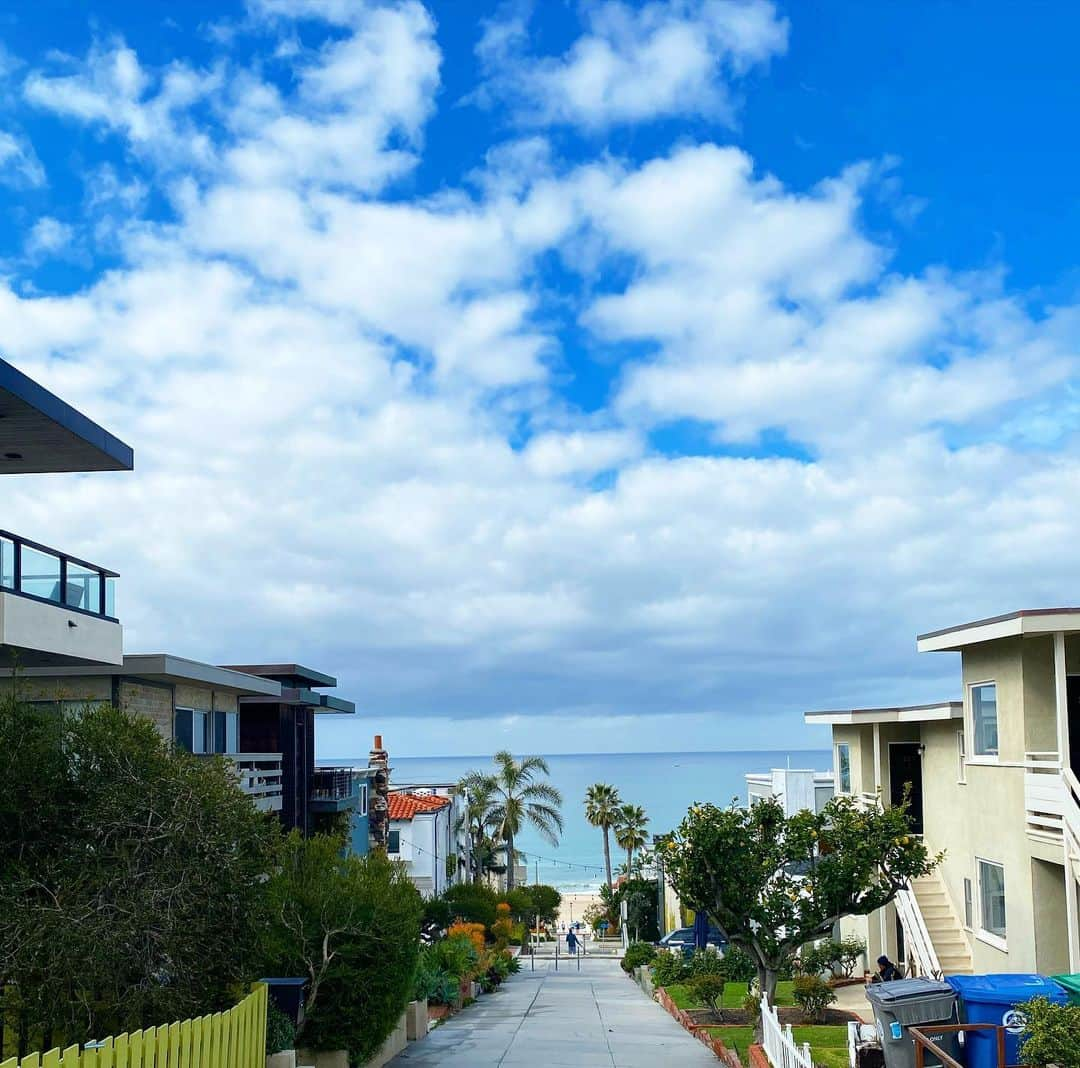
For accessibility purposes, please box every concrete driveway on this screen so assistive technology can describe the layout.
[388,957,719,1067]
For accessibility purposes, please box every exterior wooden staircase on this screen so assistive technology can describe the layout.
[910,872,974,976]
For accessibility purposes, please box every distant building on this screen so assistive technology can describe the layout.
[388,790,455,898]
[745,767,834,815]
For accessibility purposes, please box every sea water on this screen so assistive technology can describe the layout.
[324,749,830,889]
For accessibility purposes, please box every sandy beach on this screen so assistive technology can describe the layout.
[555,889,602,927]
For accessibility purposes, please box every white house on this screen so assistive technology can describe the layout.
[388,789,456,898]
[745,767,835,815]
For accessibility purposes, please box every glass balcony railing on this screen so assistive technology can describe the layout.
[0,530,118,620]
[311,767,357,802]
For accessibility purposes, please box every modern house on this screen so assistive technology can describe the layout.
[0,357,132,669]
[807,607,1080,980]
[0,655,285,811]
[388,789,456,898]
[221,663,358,837]
[745,766,834,815]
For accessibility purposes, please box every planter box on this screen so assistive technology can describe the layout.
[296,1051,347,1068]
[267,1051,297,1068]
[405,1000,428,1041]
[428,1004,450,1023]
[359,1012,408,1068]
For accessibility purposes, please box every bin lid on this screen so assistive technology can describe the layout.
[1052,973,1080,994]
[947,974,1069,1005]
[866,978,956,1004]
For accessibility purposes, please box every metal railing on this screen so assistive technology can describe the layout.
[0,529,118,619]
[310,766,355,801]
[227,753,283,812]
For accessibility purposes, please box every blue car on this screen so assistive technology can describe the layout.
[658,926,727,954]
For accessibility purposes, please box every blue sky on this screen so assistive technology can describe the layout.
[0,0,1078,756]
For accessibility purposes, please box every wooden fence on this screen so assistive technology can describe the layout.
[0,985,267,1068]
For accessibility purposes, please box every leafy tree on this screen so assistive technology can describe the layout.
[614,803,649,873]
[585,783,621,889]
[664,794,937,1008]
[614,877,660,942]
[441,881,500,928]
[688,974,727,1020]
[260,833,422,1063]
[505,884,562,926]
[0,700,278,1046]
[485,752,563,890]
[456,772,503,884]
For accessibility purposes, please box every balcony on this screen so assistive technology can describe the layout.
[1024,751,1065,842]
[310,766,359,812]
[230,753,284,813]
[0,530,122,666]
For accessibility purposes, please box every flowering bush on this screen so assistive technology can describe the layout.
[448,921,486,957]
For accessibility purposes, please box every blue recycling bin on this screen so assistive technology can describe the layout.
[947,974,1069,1068]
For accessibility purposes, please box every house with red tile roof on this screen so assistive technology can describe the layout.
[388,787,460,898]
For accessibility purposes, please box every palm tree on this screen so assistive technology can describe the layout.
[456,771,500,884]
[486,751,563,890]
[615,803,649,875]
[585,783,621,890]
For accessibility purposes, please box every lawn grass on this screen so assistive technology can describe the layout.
[664,980,797,1011]
[704,1026,755,1060]
[664,983,699,1010]
[791,1024,848,1047]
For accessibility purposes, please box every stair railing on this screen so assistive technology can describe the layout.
[895,881,942,979]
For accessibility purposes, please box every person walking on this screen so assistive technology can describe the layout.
[566,927,579,957]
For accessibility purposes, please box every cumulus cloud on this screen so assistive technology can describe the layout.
[475,0,788,128]
[0,129,45,187]
[24,217,75,258]
[1,1,1079,755]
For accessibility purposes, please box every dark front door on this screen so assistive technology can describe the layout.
[890,743,924,834]
[1067,677,1080,775]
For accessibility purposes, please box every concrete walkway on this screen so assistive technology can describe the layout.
[388,957,719,1067]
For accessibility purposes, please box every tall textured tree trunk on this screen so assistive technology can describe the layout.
[626,847,632,874]
[505,831,515,890]
[603,828,613,889]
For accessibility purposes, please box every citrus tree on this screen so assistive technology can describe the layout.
[663,794,938,1007]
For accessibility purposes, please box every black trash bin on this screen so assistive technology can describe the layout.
[865,978,960,1068]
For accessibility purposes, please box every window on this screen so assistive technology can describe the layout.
[963,877,973,930]
[971,683,998,757]
[358,784,369,817]
[836,743,851,793]
[388,830,401,854]
[957,731,967,783]
[978,859,1006,943]
[213,710,239,754]
[175,708,209,754]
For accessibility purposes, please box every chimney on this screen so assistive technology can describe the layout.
[368,733,390,852]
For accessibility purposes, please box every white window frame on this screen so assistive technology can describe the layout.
[358,783,369,817]
[967,680,1000,764]
[957,730,967,784]
[963,877,973,930]
[975,857,1007,951]
[835,742,852,794]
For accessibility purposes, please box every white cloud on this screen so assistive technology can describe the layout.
[476,0,788,128]
[0,129,45,187]
[2,3,1080,761]
[24,217,75,257]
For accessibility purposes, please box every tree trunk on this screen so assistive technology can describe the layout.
[753,963,780,1044]
[505,831,515,890]
[603,828,613,889]
[626,847,632,874]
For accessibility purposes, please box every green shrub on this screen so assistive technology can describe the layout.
[422,896,454,932]
[719,945,756,983]
[260,841,423,1064]
[792,974,836,1023]
[1020,996,1080,1067]
[441,883,500,929]
[414,945,459,1005]
[435,932,480,979]
[651,950,689,987]
[266,1002,296,1055]
[621,941,657,973]
[686,949,726,979]
[797,937,865,979]
[687,974,726,1017]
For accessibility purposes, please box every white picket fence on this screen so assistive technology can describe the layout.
[760,994,813,1068]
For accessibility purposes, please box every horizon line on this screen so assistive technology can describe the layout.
[317,746,831,761]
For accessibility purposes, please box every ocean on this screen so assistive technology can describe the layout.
[325,749,830,889]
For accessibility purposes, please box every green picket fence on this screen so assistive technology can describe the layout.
[0,984,267,1068]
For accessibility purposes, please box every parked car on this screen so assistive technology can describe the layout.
[658,926,727,953]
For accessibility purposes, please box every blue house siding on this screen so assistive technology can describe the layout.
[349,810,370,856]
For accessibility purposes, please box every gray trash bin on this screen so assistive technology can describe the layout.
[865,978,960,1068]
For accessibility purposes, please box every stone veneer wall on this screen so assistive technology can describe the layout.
[118,680,175,742]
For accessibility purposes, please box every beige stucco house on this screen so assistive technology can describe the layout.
[807,608,1080,980]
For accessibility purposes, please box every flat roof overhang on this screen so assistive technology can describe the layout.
[221,663,337,688]
[804,701,963,726]
[917,609,1080,652]
[0,653,282,696]
[236,688,356,714]
[0,358,133,472]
